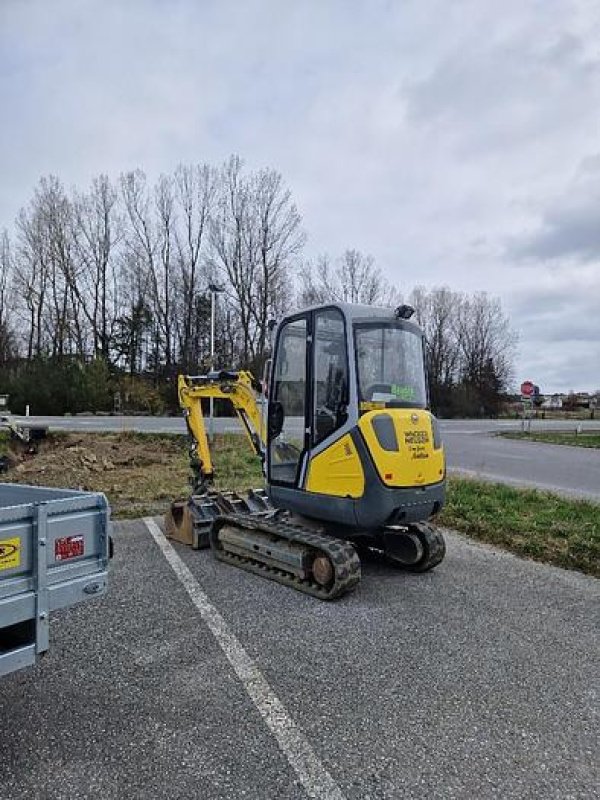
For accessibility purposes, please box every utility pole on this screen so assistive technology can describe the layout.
[208,283,224,441]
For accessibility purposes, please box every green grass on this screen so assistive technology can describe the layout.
[211,434,264,492]
[499,431,600,449]
[439,477,599,576]
[0,431,9,456]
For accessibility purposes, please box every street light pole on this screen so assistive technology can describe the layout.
[208,283,223,441]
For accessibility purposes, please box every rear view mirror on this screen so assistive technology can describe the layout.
[268,401,284,440]
[262,358,272,398]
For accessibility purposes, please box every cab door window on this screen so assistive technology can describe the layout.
[313,309,348,445]
[268,317,307,485]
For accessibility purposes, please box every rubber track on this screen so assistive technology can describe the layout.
[386,521,446,572]
[209,514,361,600]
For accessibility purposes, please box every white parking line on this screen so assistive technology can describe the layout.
[144,517,346,800]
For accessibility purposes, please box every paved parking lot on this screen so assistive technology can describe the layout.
[1,520,598,799]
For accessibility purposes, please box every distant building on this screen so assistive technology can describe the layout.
[541,394,563,410]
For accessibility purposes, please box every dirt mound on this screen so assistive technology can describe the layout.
[2,432,191,518]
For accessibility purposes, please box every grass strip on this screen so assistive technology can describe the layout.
[499,431,600,449]
[439,477,599,576]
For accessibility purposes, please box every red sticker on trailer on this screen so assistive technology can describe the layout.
[55,535,84,561]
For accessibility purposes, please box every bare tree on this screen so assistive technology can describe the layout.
[0,230,15,362]
[300,249,400,307]
[71,175,122,361]
[209,156,303,369]
[246,167,305,364]
[14,177,83,358]
[209,157,253,364]
[173,163,216,370]
[121,170,170,373]
[154,174,176,368]
[13,184,52,358]
[456,292,516,414]
[7,161,307,376]
[409,286,461,410]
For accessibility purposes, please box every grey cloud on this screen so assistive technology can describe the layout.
[509,156,600,261]
[405,24,600,154]
[513,209,600,262]
[519,345,600,393]
[509,272,600,329]
[525,318,598,346]
[507,273,600,390]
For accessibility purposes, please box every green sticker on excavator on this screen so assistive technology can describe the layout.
[391,384,415,401]
[0,537,20,570]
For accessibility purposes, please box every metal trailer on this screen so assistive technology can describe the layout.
[0,483,111,677]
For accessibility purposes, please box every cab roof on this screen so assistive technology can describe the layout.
[291,302,423,333]
[298,301,396,322]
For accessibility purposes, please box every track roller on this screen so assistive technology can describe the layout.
[210,514,361,600]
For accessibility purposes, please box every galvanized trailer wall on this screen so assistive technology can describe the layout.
[0,483,111,677]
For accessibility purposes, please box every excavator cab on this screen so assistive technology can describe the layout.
[266,303,445,533]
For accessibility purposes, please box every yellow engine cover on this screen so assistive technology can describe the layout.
[358,409,444,488]
[305,434,365,498]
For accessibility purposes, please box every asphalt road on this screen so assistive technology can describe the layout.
[441,424,600,502]
[1,519,598,799]
[12,414,600,501]
[12,414,600,437]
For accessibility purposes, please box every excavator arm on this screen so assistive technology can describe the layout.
[166,369,274,550]
[178,371,267,492]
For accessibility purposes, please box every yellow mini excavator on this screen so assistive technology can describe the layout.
[166,302,446,600]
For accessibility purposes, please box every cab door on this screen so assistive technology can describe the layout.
[267,315,309,486]
[311,307,349,450]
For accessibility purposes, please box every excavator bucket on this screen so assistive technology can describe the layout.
[164,499,196,547]
[164,489,274,550]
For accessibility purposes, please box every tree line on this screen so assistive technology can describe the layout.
[0,156,515,416]
[300,262,515,416]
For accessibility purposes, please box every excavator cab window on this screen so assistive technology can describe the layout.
[313,308,348,445]
[355,323,427,409]
[268,317,307,485]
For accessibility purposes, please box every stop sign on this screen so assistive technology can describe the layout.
[521,381,535,398]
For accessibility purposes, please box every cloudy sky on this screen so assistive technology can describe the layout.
[1,0,599,392]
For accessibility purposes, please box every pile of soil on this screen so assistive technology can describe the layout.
[1,432,191,518]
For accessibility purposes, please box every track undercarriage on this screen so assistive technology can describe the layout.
[165,490,446,600]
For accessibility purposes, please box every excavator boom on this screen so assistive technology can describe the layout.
[178,370,266,492]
